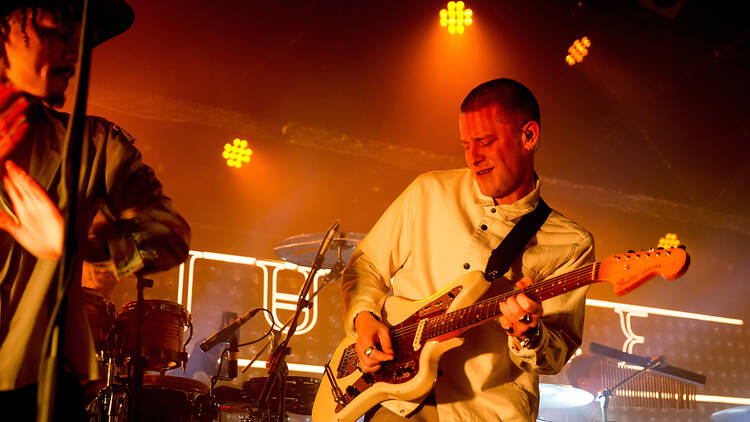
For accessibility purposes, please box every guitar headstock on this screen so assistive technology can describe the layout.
[599,247,690,296]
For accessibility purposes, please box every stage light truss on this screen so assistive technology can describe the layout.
[440,1,473,34]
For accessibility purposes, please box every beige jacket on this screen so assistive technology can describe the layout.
[342,168,593,421]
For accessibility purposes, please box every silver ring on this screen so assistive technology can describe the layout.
[364,345,376,357]
[519,314,533,324]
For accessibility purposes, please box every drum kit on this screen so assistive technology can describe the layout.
[79,229,602,422]
[80,230,355,422]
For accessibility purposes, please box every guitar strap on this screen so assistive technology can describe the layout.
[484,198,552,282]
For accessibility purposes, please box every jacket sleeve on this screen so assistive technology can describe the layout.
[340,176,421,338]
[85,120,190,278]
[508,231,594,375]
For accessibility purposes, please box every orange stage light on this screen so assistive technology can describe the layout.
[222,138,253,168]
[657,233,681,249]
[439,1,473,34]
[566,36,591,66]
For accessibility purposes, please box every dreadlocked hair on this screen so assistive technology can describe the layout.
[1,1,82,61]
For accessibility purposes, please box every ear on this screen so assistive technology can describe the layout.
[520,121,540,152]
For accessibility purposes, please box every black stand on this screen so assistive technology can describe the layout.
[596,356,664,422]
[257,220,340,422]
[127,272,153,422]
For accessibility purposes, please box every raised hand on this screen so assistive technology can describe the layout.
[0,160,63,260]
[0,82,31,162]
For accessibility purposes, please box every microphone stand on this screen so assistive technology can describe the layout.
[38,1,93,420]
[257,220,340,421]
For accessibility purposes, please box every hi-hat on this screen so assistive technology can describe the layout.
[539,384,594,409]
[274,232,365,269]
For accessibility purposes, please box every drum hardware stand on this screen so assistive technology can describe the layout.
[596,356,664,422]
[257,220,340,422]
[127,271,153,422]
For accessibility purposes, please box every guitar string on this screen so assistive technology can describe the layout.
[389,262,598,341]
[389,254,665,342]
[391,250,676,342]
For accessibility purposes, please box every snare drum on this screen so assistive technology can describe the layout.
[116,300,192,371]
[81,287,116,354]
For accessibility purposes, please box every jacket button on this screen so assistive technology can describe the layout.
[463,263,470,270]
[481,224,488,231]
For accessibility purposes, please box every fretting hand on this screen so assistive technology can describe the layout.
[498,276,543,339]
[0,160,63,260]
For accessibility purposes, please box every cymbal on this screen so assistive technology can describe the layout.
[712,406,750,422]
[274,232,365,269]
[539,384,594,409]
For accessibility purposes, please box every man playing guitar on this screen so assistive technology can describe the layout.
[341,78,594,421]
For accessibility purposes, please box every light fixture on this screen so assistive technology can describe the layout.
[222,138,253,168]
[440,1,473,35]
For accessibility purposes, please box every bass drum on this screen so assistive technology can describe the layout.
[88,375,211,422]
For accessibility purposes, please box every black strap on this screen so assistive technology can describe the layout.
[484,199,552,281]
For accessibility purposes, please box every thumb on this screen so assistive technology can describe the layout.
[378,326,394,356]
[0,209,18,235]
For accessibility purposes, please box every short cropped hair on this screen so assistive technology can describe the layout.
[460,78,541,127]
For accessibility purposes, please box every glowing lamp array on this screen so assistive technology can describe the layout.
[566,36,591,66]
[657,233,681,249]
[440,1,473,34]
[222,138,253,168]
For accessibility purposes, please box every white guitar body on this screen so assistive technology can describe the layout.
[312,248,689,422]
[313,271,491,422]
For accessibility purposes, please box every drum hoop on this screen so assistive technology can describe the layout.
[119,299,189,320]
[142,374,209,395]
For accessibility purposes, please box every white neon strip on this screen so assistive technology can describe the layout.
[586,299,744,325]
[614,391,750,405]
[187,254,202,314]
[177,262,185,305]
[696,394,750,405]
[237,359,325,374]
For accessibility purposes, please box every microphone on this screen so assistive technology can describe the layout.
[200,308,261,352]
[227,334,239,379]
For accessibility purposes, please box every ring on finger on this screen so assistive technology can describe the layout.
[519,314,533,324]
[364,345,376,357]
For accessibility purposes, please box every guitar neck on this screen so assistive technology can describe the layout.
[424,263,599,340]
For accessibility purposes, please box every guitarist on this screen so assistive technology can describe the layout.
[341,78,594,421]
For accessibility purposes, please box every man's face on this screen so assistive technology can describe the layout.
[3,9,79,106]
[459,105,535,204]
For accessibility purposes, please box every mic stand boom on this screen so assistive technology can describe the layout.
[258,220,340,421]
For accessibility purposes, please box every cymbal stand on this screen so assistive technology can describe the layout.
[257,220,340,422]
[597,356,664,422]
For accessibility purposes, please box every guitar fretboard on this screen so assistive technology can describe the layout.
[419,263,599,340]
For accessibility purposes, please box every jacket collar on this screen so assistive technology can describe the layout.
[472,174,541,219]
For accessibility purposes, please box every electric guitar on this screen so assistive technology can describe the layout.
[312,248,690,422]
